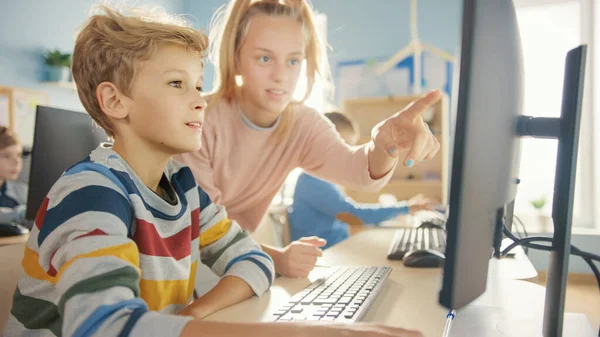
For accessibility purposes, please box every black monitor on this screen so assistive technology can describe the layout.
[25,106,108,223]
[439,0,587,336]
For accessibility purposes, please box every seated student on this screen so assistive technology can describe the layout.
[3,5,422,337]
[288,112,436,249]
[0,126,28,224]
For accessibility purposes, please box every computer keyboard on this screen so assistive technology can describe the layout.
[412,210,446,228]
[271,266,392,322]
[387,226,447,260]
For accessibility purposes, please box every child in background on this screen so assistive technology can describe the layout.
[0,126,28,225]
[288,112,437,249]
[3,5,422,337]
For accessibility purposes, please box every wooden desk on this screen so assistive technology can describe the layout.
[0,242,26,331]
[0,233,28,247]
[205,228,595,337]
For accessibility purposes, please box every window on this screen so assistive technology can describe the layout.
[513,0,594,229]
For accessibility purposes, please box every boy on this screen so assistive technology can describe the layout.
[3,5,274,337]
[4,6,422,337]
[288,112,437,249]
[0,126,28,226]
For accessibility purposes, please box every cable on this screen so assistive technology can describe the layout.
[513,214,529,238]
[502,225,600,293]
[582,257,600,291]
[502,231,600,262]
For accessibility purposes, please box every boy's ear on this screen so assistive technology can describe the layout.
[96,82,130,120]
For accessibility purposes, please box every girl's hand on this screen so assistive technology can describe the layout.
[371,90,442,167]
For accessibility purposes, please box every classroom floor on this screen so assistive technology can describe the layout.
[527,272,600,332]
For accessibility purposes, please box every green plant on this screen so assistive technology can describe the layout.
[44,49,71,67]
[530,195,546,210]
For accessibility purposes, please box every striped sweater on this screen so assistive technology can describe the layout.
[3,144,274,337]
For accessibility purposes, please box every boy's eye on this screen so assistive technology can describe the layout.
[169,81,183,88]
[259,56,270,63]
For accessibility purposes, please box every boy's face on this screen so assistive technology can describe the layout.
[125,44,207,154]
[0,144,23,181]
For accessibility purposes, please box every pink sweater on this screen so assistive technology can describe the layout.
[175,100,395,232]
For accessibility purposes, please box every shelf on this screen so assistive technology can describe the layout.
[42,81,77,90]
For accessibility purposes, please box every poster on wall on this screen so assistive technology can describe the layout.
[0,87,48,148]
[0,96,9,127]
[335,51,454,106]
[13,90,47,147]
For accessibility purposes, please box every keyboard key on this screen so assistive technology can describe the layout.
[280,314,295,321]
[339,297,353,304]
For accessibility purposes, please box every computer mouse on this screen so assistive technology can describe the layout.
[0,222,30,237]
[402,249,445,268]
[418,221,446,230]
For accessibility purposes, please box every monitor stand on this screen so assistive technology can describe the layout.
[449,305,595,337]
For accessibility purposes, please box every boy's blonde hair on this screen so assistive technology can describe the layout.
[208,0,331,138]
[72,5,209,137]
[0,126,20,149]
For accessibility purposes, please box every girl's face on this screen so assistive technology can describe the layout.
[237,14,305,121]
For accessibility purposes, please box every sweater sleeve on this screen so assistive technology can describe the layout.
[298,108,397,193]
[197,189,274,296]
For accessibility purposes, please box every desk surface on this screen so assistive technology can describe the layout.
[205,228,594,337]
[0,233,28,246]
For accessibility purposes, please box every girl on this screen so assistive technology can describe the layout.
[176,0,441,279]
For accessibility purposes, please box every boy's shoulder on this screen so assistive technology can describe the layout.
[50,145,132,199]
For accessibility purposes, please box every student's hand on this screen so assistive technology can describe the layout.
[371,90,442,167]
[407,194,438,215]
[275,236,326,278]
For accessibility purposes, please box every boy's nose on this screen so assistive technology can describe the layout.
[191,96,207,111]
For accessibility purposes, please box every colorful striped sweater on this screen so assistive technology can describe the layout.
[3,144,274,337]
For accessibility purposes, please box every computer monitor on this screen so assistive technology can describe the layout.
[25,106,108,224]
[439,0,524,309]
[439,0,587,336]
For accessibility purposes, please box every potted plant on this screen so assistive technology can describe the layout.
[44,49,71,82]
[530,195,550,231]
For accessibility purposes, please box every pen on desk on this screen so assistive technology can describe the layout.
[441,310,456,337]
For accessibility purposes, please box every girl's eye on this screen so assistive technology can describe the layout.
[259,56,270,63]
[169,81,183,88]
[289,59,300,66]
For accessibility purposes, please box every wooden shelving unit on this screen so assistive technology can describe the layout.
[342,94,450,205]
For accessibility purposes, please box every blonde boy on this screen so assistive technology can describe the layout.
[4,5,275,337]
